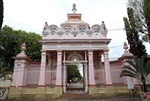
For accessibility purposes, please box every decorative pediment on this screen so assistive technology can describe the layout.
[62,25,73,35]
[67,51,84,61]
[48,25,59,35]
[77,25,87,35]
[91,24,101,35]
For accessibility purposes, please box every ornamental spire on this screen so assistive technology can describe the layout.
[72,3,77,13]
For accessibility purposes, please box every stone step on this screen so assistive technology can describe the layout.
[57,93,142,101]
[57,93,93,99]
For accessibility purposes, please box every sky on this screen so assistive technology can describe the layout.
[2,0,150,61]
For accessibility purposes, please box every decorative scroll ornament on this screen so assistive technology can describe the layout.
[0,88,8,99]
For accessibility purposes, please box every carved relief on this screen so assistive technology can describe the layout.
[0,89,7,97]
[48,25,59,35]
[77,25,87,35]
[91,24,101,35]
[67,51,84,61]
[0,88,8,99]
[62,25,73,35]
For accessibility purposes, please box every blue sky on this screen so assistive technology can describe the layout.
[3,0,149,61]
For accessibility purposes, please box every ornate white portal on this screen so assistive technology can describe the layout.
[63,51,88,93]
[39,3,111,93]
[10,4,133,99]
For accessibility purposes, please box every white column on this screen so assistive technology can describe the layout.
[55,50,62,86]
[84,51,88,93]
[63,51,66,93]
[88,50,96,86]
[84,63,88,93]
[38,50,46,86]
[63,64,66,93]
[103,49,112,85]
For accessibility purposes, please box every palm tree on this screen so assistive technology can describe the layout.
[120,55,150,92]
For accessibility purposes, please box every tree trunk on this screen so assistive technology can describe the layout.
[143,81,147,92]
[142,75,147,92]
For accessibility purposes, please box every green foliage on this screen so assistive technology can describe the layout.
[143,0,150,40]
[120,55,150,92]
[67,65,82,82]
[0,25,42,69]
[0,0,3,29]
[0,58,12,80]
[127,0,150,42]
[123,7,147,58]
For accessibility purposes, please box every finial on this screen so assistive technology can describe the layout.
[72,3,77,13]
[16,42,27,58]
[123,42,128,51]
[21,43,26,53]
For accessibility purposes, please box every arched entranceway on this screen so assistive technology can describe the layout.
[63,51,88,93]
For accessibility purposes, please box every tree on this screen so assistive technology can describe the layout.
[123,7,147,58]
[143,0,150,40]
[67,65,82,83]
[120,55,150,92]
[0,25,42,69]
[127,0,150,42]
[0,0,3,29]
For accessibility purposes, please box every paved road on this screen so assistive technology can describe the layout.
[1,96,142,101]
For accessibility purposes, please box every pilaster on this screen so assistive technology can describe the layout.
[88,50,96,86]
[38,50,47,86]
[103,49,112,85]
[55,50,62,86]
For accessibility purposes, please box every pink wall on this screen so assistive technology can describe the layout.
[26,63,40,86]
[110,62,125,84]
[95,67,105,85]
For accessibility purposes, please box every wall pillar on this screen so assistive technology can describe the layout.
[11,43,29,87]
[38,50,47,86]
[11,59,28,87]
[88,50,96,86]
[103,49,112,85]
[55,50,62,86]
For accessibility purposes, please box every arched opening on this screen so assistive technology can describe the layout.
[66,64,84,92]
[63,51,87,93]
